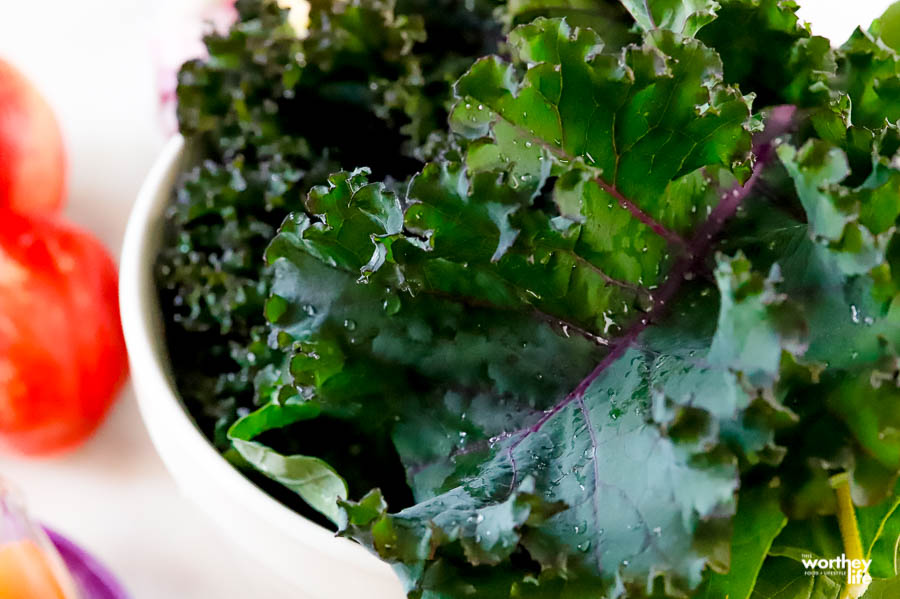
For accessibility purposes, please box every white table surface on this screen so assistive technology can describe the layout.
[0,1,893,597]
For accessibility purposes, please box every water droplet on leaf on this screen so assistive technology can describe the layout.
[383,295,401,315]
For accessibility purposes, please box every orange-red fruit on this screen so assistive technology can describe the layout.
[0,211,127,455]
[0,59,66,214]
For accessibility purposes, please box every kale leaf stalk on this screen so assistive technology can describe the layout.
[599,180,689,248]
[510,124,689,250]
[506,105,797,490]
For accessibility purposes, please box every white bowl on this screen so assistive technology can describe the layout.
[119,136,405,598]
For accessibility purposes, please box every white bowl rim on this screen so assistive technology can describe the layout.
[119,134,395,579]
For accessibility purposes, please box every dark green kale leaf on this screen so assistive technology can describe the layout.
[697,0,836,108]
[159,0,900,597]
[157,0,507,449]
[239,14,801,597]
[506,0,639,48]
[618,0,718,37]
[696,486,787,599]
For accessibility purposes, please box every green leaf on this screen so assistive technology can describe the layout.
[397,161,651,336]
[698,487,788,599]
[696,0,836,108]
[447,17,751,334]
[156,2,900,599]
[720,177,900,512]
[858,480,900,578]
[157,0,509,443]
[453,18,752,211]
[243,14,811,599]
[506,0,640,49]
[837,28,900,131]
[777,141,853,242]
[709,253,808,383]
[769,516,844,565]
[750,556,843,599]
[777,138,900,276]
[863,575,900,598]
[228,401,350,524]
[756,489,900,598]
[266,189,807,594]
[618,0,719,38]
[871,2,900,53]
[827,372,900,504]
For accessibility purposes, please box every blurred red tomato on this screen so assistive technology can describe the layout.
[0,211,127,454]
[0,59,66,214]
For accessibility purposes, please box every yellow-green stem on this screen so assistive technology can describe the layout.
[831,473,868,599]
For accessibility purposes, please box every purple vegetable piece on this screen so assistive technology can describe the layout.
[46,528,130,599]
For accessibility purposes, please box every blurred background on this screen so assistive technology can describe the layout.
[0,1,297,597]
[0,0,895,597]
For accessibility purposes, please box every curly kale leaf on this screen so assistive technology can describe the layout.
[696,487,787,599]
[448,18,752,329]
[239,11,900,599]
[233,17,813,597]
[156,0,506,445]
[160,1,900,598]
[618,0,718,37]
[696,0,836,108]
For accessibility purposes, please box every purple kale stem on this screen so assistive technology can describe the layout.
[508,119,688,249]
[595,179,687,248]
[505,106,797,487]
[642,0,658,28]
